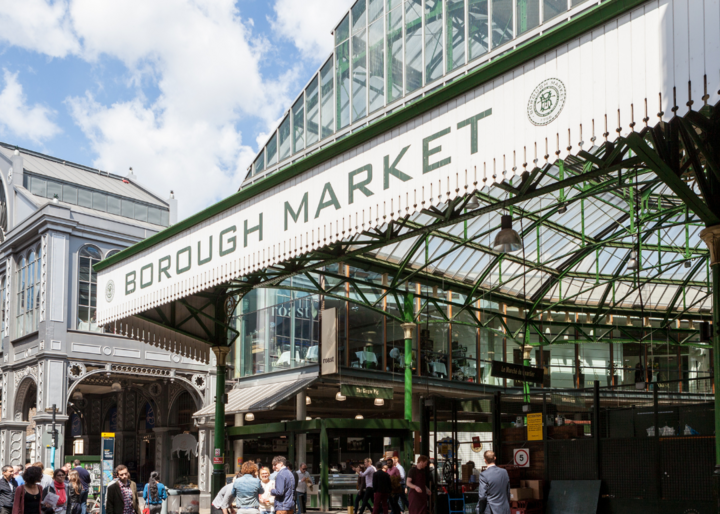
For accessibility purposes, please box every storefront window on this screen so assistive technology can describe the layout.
[348,304,384,370]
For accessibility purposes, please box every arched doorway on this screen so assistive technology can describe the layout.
[167,391,199,487]
[137,401,157,484]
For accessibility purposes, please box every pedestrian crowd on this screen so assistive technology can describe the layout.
[0,460,91,514]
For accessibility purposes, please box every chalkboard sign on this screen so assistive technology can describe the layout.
[547,480,600,514]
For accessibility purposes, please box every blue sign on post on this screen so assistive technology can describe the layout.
[100,433,115,514]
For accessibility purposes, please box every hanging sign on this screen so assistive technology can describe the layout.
[340,384,393,399]
[471,436,483,453]
[321,308,338,375]
[527,413,543,441]
[491,361,544,384]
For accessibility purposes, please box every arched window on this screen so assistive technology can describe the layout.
[78,245,102,332]
[16,246,41,337]
[106,249,120,258]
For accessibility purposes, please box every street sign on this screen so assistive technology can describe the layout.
[213,457,224,465]
[100,434,115,514]
[513,448,530,468]
[527,413,543,441]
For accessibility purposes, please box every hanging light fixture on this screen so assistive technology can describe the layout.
[355,414,364,420]
[306,416,312,421]
[492,215,523,253]
[557,202,567,214]
[374,398,385,407]
[684,259,692,269]
[466,193,480,210]
[306,396,312,405]
[111,382,122,392]
[335,390,347,401]
[245,413,255,422]
[627,250,639,270]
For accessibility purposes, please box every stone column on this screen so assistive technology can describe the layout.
[233,414,243,475]
[0,422,29,465]
[32,416,68,468]
[196,419,214,514]
[153,427,172,484]
[296,392,307,466]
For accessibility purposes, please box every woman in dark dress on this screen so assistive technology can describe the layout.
[406,457,430,514]
[12,466,44,514]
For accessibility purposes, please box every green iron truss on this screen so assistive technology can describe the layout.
[217,103,720,350]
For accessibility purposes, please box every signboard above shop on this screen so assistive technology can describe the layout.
[491,361,544,385]
[341,384,394,399]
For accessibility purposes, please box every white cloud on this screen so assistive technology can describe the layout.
[271,0,355,60]
[0,70,61,143]
[61,0,298,218]
[0,0,79,57]
[0,0,319,219]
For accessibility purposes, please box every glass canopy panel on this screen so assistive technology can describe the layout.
[278,115,291,162]
[425,0,444,84]
[468,0,489,59]
[335,14,350,46]
[352,0,367,33]
[253,150,265,176]
[292,94,305,154]
[446,0,466,72]
[306,76,319,146]
[516,0,539,35]
[387,3,404,102]
[491,0,513,48]
[336,40,351,130]
[352,28,368,122]
[543,0,566,21]
[368,18,385,112]
[320,60,335,139]
[266,133,278,165]
[405,0,423,94]
[369,0,384,22]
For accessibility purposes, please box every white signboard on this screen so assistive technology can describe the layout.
[321,308,337,375]
[97,0,719,326]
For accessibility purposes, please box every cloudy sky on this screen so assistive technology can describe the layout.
[0,0,355,219]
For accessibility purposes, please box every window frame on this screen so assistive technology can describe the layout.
[76,244,104,332]
[15,245,42,339]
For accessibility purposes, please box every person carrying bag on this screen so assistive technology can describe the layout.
[142,473,167,514]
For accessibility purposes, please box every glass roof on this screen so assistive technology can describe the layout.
[273,151,711,319]
[242,0,599,186]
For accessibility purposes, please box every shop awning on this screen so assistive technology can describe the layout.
[194,374,317,418]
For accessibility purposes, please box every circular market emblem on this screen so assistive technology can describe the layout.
[105,280,115,303]
[527,78,566,126]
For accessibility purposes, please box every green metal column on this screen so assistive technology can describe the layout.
[699,226,720,502]
[211,346,230,498]
[320,420,330,510]
[402,293,415,422]
[402,322,415,421]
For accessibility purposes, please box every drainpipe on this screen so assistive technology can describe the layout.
[699,225,720,506]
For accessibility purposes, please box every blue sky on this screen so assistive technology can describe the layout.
[0,0,354,218]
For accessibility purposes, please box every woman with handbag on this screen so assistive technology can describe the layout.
[142,473,166,514]
[66,472,87,514]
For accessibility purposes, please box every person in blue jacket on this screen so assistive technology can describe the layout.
[143,472,167,514]
[269,457,294,514]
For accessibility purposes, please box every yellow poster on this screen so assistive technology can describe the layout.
[527,413,543,441]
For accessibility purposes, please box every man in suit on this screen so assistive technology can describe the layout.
[106,465,140,514]
[476,451,510,514]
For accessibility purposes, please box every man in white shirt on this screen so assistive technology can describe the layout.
[392,456,408,512]
[295,463,314,514]
[357,458,376,514]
